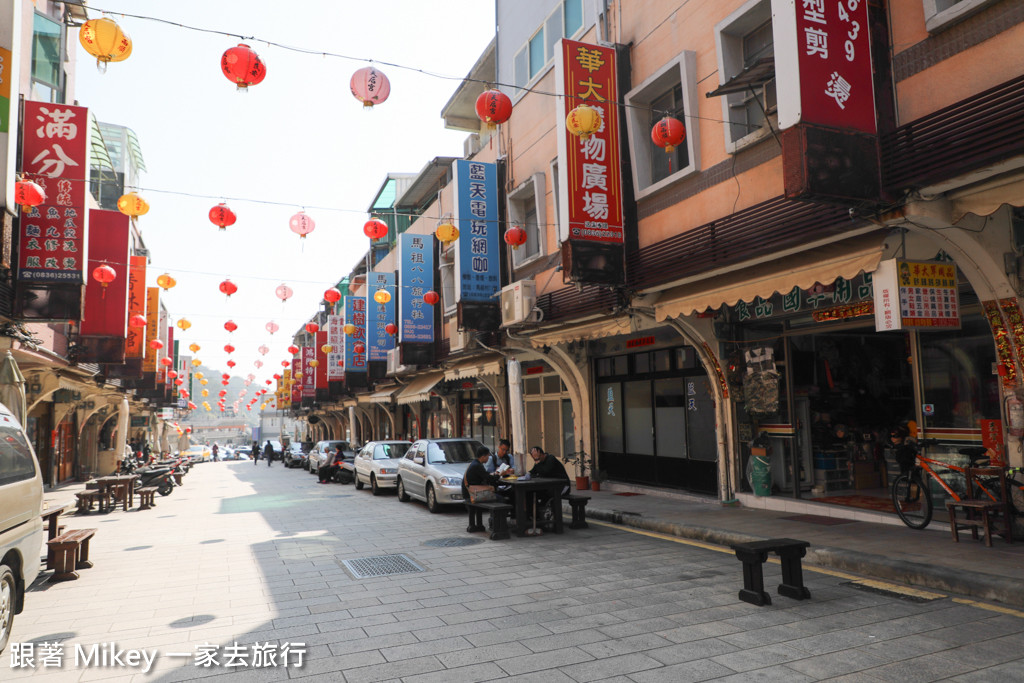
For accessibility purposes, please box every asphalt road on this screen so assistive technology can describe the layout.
[8,461,1024,682]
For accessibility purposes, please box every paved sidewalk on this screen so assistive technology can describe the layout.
[572,484,1024,607]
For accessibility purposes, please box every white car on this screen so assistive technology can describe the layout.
[307,440,353,472]
[353,440,412,495]
[396,439,483,513]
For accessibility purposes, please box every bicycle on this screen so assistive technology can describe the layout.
[891,438,1024,530]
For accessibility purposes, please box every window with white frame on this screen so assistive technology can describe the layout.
[624,51,700,200]
[549,158,561,241]
[513,0,588,97]
[507,173,545,267]
[922,0,998,33]
[439,249,456,316]
[713,0,777,153]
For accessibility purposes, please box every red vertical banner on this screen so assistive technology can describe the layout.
[19,102,89,282]
[80,210,130,337]
[980,419,1006,467]
[555,39,623,244]
[315,331,328,390]
[291,357,301,404]
[126,256,147,358]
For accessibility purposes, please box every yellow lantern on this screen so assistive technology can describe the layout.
[373,289,392,304]
[343,324,356,336]
[435,220,459,244]
[195,372,204,379]
[320,344,333,354]
[156,273,177,291]
[565,104,602,141]
[200,379,208,386]
[189,343,200,353]
[79,18,132,71]
[309,359,320,368]
[294,372,303,379]
[201,389,209,397]
[176,318,191,331]
[117,192,149,217]
[191,359,201,367]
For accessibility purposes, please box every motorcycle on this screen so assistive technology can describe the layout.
[117,457,178,496]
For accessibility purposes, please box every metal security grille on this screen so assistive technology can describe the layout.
[422,537,485,547]
[340,554,425,579]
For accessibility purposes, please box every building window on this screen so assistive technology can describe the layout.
[713,0,777,153]
[624,50,700,200]
[549,158,561,239]
[922,0,998,32]
[439,249,456,316]
[31,12,65,103]
[507,173,545,267]
[512,1,589,98]
[528,29,545,79]
[564,0,584,36]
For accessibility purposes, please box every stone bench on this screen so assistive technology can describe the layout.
[730,538,811,606]
[47,528,97,582]
[466,501,513,540]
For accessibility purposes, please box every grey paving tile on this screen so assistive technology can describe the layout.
[710,643,810,673]
[494,646,595,676]
[627,658,738,683]
[558,652,663,681]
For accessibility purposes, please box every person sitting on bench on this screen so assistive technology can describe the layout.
[462,447,512,507]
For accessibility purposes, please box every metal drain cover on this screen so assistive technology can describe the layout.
[340,554,425,578]
[423,537,485,547]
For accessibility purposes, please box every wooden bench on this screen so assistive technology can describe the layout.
[730,538,811,606]
[47,528,97,582]
[466,501,513,540]
[75,491,103,513]
[565,495,590,529]
[947,467,1013,547]
[136,486,158,511]
[171,472,183,486]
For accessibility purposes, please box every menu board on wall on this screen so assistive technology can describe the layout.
[874,259,960,331]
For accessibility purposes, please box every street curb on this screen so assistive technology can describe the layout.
[572,503,1024,608]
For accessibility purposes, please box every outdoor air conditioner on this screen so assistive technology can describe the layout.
[448,317,472,352]
[386,348,411,376]
[464,133,481,158]
[500,279,538,327]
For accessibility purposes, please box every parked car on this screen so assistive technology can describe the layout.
[307,440,354,473]
[180,446,211,462]
[396,439,483,513]
[354,440,412,495]
[230,447,252,460]
[0,404,44,653]
[283,443,308,469]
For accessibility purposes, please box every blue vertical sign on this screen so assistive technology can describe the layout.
[343,295,367,375]
[453,160,500,302]
[367,271,396,361]
[398,233,434,343]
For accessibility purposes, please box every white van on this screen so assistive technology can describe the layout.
[0,404,43,652]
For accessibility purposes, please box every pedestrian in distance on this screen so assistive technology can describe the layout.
[264,440,274,466]
[212,444,219,462]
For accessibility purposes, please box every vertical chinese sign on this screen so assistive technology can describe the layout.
[79,210,130,363]
[773,0,876,133]
[301,346,316,400]
[327,314,344,384]
[398,232,434,346]
[366,271,396,362]
[126,256,147,360]
[344,295,368,385]
[290,357,301,405]
[143,287,160,378]
[555,39,624,286]
[452,160,500,329]
[874,259,960,331]
[315,330,329,400]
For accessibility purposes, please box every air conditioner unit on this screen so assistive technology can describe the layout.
[386,348,411,376]
[500,279,538,327]
[448,317,472,352]
[464,133,481,158]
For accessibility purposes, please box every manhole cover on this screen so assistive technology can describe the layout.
[340,554,425,579]
[423,537,485,547]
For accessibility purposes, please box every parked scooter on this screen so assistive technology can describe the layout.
[117,457,177,496]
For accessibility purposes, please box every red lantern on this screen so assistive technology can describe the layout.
[174,378,184,386]
[423,290,440,306]
[305,322,319,334]
[221,43,266,90]
[224,344,235,354]
[149,339,163,350]
[209,203,237,229]
[92,265,116,296]
[226,360,236,368]
[281,360,290,367]
[651,116,686,153]
[273,373,282,380]
[475,89,513,127]
[14,180,46,210]
[222,380,229,386]
[129,314,147,328]
[363,218,388,240]
[353,342,366,354]
[266,379,272,385]
[160,357,173,367]
[219,279,238,297]
[222,373,230,380]
[287,345,299,355]
[167,370,178,379]
[504,225,527,249]
[187,401,197,410]
[289,212,315,239]
[219,390,227,397]
[350,66,391,107]
[385,323,397,336]
[324,287,342,304]
[275,284,293,302]
[224,320,238,333]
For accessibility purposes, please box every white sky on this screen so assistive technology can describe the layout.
[75,1,495,400]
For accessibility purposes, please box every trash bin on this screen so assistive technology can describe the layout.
[749,450,772,497]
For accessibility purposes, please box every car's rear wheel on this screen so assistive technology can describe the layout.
[355,475,364,490]
[0,564,15,653]
[426,484,440,513]
[371,474,382,496]
[397,478,410,502]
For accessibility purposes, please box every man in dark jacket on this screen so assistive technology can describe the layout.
[264,441,274,467]
[529,446,570,522]
[462,446,501,506]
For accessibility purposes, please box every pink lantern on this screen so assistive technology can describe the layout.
[289,211,315,239]
[254,360,263,369]
[258,344,269,355]
[275,285,293,302]
[350,66,391,107]
[265,321,280,334]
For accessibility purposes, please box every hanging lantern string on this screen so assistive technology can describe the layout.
[65,1,745,128]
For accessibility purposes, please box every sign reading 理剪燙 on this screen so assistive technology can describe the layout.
[327,314,344,381]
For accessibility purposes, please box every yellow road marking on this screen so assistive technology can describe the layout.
[952,598,1024,618]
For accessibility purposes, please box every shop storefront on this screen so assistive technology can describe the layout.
[521,361,575,460]
[591,329,719,495]
[450,380,498,452]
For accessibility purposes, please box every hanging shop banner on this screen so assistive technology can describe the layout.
[772,0,876,134]
[344,295,368,375]
[397,233,434,343]
[366,271,396,361]
[453,160,500,303]
[143,287,160,372]
[80,210,129,346]
[327,314,344,380]
[315,330,328,390]
[126,256,147,358]
[554,39,623,245]
[873,259,959,331]
[291,357,301,404]
[301,346,316,398]
[19,102,89,283]
[280,368,292,409]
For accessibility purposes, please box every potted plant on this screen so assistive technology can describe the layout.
[563,451,591,491]
[591,469,606,491]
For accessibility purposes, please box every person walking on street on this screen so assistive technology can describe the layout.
[264,440,274,466]
[212,443,219,462]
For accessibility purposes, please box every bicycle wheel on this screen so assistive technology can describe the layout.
[1006,476,1024,518]
[892,473,933,529]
